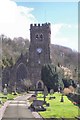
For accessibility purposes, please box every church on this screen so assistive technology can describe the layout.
[2,23,51,92]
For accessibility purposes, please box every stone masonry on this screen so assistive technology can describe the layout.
[2,23,51,91]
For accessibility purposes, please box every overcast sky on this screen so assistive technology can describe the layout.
[0,0,78,51]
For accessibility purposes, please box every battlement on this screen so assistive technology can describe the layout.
[30,23,51,29]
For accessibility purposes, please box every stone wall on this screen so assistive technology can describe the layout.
[2,23,51,91]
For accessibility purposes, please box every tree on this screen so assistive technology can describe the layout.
[56,64,64,91]
[62,78,71,88]
[76,85,80,94]
[41,64,64,92]
[8,57,14,67]
[22,79,32,92]
[41,64,55,91]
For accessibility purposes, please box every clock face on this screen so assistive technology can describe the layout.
[37,48,42,53]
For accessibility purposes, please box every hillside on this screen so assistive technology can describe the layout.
[50,44,78,68]
[0,35,79,81]
[1,35,29,65]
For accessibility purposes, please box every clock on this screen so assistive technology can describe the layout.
[37,48,42,53]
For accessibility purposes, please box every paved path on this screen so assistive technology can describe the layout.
[1,94,42,120]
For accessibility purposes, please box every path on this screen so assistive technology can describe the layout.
[1,93,42,120]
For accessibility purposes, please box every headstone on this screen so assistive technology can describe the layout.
[13,82,17,95]
[49,96,56,100]
[35,90,37,96]
[30,100,46,111]
[3,84,7,95]
[0,99,2,104]
[60,95,64,102]
[46,103,50,107]
[3,88,7,95]
[0,77,2,92]
[58,86,60,93]
[50,89,54,95]
[33,100,44,106]
[43,86,48,103]
[43,86,48,96]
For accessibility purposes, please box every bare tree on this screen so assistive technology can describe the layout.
[22,79,32,92]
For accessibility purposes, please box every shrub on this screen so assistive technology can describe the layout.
[69,86,75,93]
[63,88,72,95]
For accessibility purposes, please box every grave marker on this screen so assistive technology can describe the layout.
[3,84,7,95]
[43,86,48,103]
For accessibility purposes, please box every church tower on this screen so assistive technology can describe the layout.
[29,23,51,89]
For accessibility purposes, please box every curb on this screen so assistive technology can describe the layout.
[0,101,10,120]
[32,111,43,118]
[13,95,22,100]
[0,94,21,120]
[0,94,43,120]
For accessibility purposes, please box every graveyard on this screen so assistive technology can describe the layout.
[0,1,79,119]
[0,23,79,119]
[37,92,80,118]
[0,92,20,108]
[0,86,80,119]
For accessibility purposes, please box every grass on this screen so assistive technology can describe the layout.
[37,92,80,118]
[0,92,20,107]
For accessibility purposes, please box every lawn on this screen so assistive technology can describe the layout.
[37,92,80,118]
[0,92,20,107]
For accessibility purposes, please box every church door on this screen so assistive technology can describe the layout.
[38,82,42,89]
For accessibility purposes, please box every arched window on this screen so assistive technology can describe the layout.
[35,34,39,39]
[16,63,27,82]
[36,80,44,90]
[38,82,42,89]
[35,33,44,40]
[40,34,43,38]
[40,33,43,41]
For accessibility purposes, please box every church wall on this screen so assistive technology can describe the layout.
[2,23,51,91]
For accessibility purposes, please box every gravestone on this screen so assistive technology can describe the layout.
[60,95,64,102]
[58,86,60,93]
[0,99,2,104]
[49,89,55,100]
[33,100,44,106]
[13,82,17,95]
[43,86,48,96]
[50,89,54,95]
[0,77,2,92]
[43,86,48,103]
[3,84,7,95]
[30,100,46,111]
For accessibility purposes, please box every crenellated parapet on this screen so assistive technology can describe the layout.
[30,23,51,29]
[30,23,51,35]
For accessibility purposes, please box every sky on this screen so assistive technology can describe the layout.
[0,0,78,51]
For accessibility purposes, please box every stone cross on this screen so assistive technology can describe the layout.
[43,86,48,103]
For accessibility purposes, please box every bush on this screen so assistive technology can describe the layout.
[69,86,75,93]
[63,88,72,95]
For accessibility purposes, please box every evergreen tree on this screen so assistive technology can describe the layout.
[41,64,64,92]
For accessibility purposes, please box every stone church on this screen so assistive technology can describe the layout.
[2,23,51,91]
